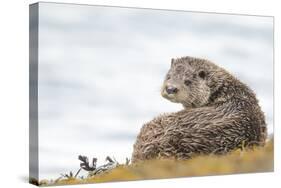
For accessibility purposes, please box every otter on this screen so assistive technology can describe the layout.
[132,56,267,162]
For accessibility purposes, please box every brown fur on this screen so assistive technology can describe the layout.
[132,56,267,162]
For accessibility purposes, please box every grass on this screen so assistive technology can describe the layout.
[38,139,273,186]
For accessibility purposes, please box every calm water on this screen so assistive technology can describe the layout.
[36,3,273,180]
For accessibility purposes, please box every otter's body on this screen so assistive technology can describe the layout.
[132,56,266,162]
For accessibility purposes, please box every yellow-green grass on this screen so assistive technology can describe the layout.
[40,139,273,186]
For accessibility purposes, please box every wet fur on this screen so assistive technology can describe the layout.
[132,56,267,162]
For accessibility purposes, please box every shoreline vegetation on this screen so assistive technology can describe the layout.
[33,138,273,186]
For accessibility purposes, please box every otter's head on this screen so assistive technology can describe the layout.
[161,56,212,108]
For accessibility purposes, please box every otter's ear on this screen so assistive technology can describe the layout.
[198,70,206,79]
[171,58,175,66]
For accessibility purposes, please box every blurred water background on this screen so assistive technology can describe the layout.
[37,2,273,180]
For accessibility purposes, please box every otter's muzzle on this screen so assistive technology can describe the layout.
[165,86,178,95]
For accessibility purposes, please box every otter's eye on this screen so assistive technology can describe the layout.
[184,80,192,86]
[166,75,171,80]
[198,70,206,79]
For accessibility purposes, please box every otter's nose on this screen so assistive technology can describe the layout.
[166,86,178,94]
